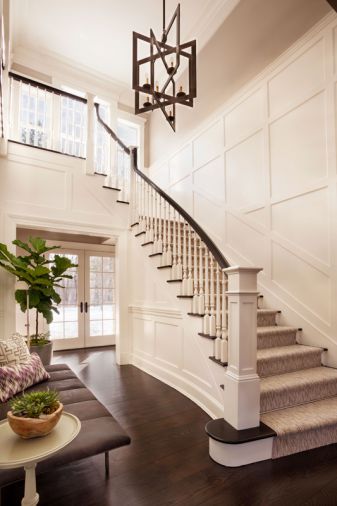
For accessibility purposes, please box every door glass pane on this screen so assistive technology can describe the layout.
[89,255,115,337]
[49,253,79,340]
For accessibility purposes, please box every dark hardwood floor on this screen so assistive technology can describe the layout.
[3,346,337,505]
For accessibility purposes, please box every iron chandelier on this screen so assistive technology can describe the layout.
[132,0,197,131]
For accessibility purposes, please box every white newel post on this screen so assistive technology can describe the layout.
[86,93,95,175]
[223,266,262,430]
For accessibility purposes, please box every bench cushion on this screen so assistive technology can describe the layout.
[0,363,131,487]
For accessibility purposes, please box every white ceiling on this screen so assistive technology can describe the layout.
[11,0,239,89]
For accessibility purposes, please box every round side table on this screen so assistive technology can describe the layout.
[0,412,81,506]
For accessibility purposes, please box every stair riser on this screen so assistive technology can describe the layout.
[261,381,337,413]
[257,332,296,350]
[258,351,322,377]
[257,313,277,327]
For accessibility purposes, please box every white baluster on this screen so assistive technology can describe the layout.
[221,270,227,339]
[181,221,188,295]
[220,334,228,364]
[152,191,158,253]
[130,168,135,226]
[209,255,216,336]
[157,196,163,254]
[203,249,210,334]
[215,265,221,339]
[162,200,167,265]
[145,183,150,241]
[214,336,222,360]
[140,178,146,232]
[198,241,205,315]
[148,187,154,243]
[186,225,194,296]
[166,204,172,265]
[192,232,199,314]
[176,214,183,280]
[171,209,177,279]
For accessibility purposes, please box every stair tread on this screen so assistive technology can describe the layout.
[261,395,337,435]
[257,344,322,361]
[257,309,279,315]
[257,326,297,335]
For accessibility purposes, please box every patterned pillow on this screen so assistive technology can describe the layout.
[0,353,50,403]
[0,334,30,366]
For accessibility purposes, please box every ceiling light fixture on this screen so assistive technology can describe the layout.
[132,0,197,131]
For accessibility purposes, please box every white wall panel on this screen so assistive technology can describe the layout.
[226,131,265,210]
[133,317,155,356]
[226,214,268,268]
[268,40,325,118]
[150,162,170,190]
[194,192,225,244]
[154,321,181,368]
[272,188,330,264]
[225,88,265,147]
[169,175,193,215]
[193,120,223,169]
[245,208,268,228]
[272,243,331,324]
[270,92,327,198]
[169,145,193,186]
[193,156,225,201]
[3,163,66,209]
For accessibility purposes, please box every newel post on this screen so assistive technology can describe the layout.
[223,266,262,430]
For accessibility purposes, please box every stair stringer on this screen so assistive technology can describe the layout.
[128,230,225,419]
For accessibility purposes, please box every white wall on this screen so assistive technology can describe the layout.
[0,142,130,362]
[148,14,337,365]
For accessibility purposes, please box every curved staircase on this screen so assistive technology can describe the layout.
[96,105,337,466]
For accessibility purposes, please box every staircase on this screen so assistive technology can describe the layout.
[96,105,337,466]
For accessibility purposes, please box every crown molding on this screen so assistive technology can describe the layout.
[12,45,134,107]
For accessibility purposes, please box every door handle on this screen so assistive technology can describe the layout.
[85,302,88,313]
[80,302,83,313]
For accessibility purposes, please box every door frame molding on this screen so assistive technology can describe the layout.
[3,212,131,365]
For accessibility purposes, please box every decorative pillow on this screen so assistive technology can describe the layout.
[0,353,50,403]
[0,334,30,367]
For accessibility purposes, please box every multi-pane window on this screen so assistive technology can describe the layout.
[19,83,51,148]
[89,255,115,336]
[60,97,87,157]
[48,253,79,340]
[94,103,110,174]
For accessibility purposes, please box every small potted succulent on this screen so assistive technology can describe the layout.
[7,390,63,439]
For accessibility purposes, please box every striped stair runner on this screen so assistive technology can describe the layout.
[258,308,337,459]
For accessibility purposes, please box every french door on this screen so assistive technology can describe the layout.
[48,246,116,351]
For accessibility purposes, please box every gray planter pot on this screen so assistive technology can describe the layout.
[30,341,53,366]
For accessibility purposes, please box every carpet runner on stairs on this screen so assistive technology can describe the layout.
[256,311,337,459]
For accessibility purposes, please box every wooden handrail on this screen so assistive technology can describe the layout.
[95,104,230,269]
[9,72,87,104]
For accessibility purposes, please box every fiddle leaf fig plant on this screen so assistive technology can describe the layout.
[0,237,77,340]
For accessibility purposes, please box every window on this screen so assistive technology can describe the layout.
[10,74,88,157]
[60,96,87,157]
[19,83,51,148]
[94,103,110,174]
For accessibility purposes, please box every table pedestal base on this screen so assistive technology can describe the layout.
[22,463,39,506]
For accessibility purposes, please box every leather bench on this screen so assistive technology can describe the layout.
[0,363,131,491]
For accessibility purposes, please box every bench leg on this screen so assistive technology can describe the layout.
[105,451,110,478]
